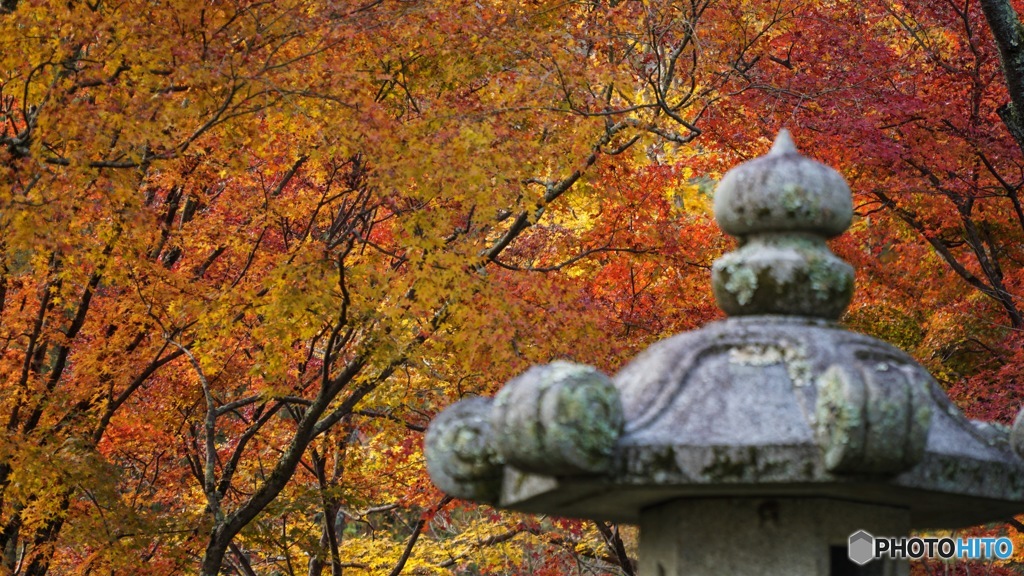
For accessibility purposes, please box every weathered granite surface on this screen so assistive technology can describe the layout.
[712,132,854,319]
[423,130,1024,537]
[640,499,908,576]
[713,132,852,238]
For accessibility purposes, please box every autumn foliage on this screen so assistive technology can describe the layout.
[1,0,1023,574]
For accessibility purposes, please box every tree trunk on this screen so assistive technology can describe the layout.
[981,0,1024,152]
[199,533,230,576]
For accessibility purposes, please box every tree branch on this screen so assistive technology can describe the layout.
[387,496,452,576]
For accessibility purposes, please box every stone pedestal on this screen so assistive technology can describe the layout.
[639,499,909,576]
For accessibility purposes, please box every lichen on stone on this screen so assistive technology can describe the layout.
[1014,408,1024,458]
[492,361,624,475]
[780,183,808,218]
[423,397,504,503]
[728,341,812,387]
[806,252,853,302]
[716,260,757,305]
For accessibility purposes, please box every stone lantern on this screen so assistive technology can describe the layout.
[424,131,1024,575]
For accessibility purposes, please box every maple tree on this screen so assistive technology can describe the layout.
[0,0,787,573]
[2,0,1024,574]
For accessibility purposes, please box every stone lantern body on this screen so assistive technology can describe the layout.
[424,131,1024,575]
